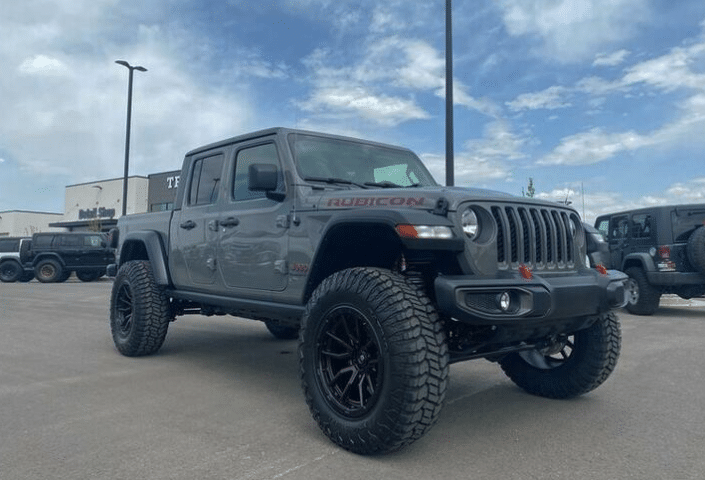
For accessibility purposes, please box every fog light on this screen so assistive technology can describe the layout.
[498,291,511,312]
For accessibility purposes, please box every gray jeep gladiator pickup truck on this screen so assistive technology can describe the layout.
[109,127,627,454]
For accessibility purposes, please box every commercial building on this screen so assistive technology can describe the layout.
[1,170,180,236]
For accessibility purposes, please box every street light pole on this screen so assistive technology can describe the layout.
[115,60,147,217]
[445,0,454,187]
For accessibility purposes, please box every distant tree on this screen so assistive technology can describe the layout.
[522,178,535,198]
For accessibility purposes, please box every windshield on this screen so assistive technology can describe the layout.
[288,133,438,187]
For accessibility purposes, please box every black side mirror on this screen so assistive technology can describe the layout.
[249,164,278,191]
[107,228,119,249]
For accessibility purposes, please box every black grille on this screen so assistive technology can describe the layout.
[492,205,577,270]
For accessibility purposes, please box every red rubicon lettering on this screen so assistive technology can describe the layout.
[327,197,426,207]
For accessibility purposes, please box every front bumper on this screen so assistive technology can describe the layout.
[435,269,627,326]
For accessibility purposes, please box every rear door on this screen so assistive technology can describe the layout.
[171,151,226,287]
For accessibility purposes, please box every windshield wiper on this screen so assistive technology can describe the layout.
[363,181,422,188]
[304,176,369,189]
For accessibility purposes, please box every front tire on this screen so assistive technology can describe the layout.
[110,260,171,357]
[625,267,660,315]
[0,261,22,282]
[499,311,621,399]
[299,268,449,455]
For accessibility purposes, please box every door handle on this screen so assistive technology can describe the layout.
[180,220,196,230]
[220,217,239,228]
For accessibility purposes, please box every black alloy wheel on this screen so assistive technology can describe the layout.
[315,305,383,418]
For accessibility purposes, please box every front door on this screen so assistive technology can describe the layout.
[608,214,630,269]
[216,140,289,292]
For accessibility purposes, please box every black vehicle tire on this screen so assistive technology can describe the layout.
[34,259,63,283]
[58,270,72,283]
[499,311,621,399]
[77,270,101,282]
[264,321,299,340]
[19,271,34,282]
[687,226,705,275]
[624,267,661,315]
[0,261,22,282]
[299,267,449,455]
[110,260,172,357]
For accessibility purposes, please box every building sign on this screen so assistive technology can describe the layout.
[167,176,180,189]
[79,207,116,220]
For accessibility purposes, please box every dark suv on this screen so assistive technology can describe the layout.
[595,204,705,315]
[29,232,115,283]
[0,237,34,282]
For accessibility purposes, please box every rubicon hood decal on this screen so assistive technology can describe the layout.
[326,196,426,208]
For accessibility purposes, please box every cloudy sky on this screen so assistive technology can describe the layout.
[1,0,704,222]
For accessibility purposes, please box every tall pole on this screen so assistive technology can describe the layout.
[115,60,147,217]
[445,0,454,187]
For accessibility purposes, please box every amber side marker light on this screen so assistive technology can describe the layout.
[519,264,533,280]
[595,264,608,275]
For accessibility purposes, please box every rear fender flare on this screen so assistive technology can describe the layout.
[119,231,171,286]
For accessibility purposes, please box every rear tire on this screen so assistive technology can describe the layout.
[77,270,102,282]
[19,271,34,282]
[0,261,22,282]
[624,267,660,315]
[110,260,171,357]
[35,259,63,283]
[499,311,621,399]
[299,267,449,455]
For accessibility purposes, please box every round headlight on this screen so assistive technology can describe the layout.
[461,208,480,239]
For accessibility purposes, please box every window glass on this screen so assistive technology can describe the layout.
[631,214,653,238]
[33,235,53,248]
[289,133,437,187]
[0,239,19,252]
[60,235,82,247]
[596,220,609,239]
[189,154,224,206]
[84,235,103,247]
[233,143,281,202]
[610,216,629,239]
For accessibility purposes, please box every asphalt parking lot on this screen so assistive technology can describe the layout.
[1,279,703,480]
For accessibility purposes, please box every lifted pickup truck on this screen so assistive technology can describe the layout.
[109,127,627,454]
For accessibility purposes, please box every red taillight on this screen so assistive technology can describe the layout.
[658,246,670,259]
[595,264,608,275]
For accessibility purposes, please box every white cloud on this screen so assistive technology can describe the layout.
[497,0,651,62]
[18,54,69,75]
[537,128,653,166]
[298,86,429,126]
[506,86,571,111]
[593,49,630,67]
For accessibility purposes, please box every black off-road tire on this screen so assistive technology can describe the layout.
[0,261,22,282]
[687,226,705,275]
[35,259,63,283]
[625,267,661,315]
[110,260,172,357]
[499,311,621,399]
[77,270,102,282]
[264,321,299,340]
[299,267,449,455]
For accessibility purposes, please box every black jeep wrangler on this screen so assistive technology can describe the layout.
[29,232,115,283]
[595,204,705,315]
